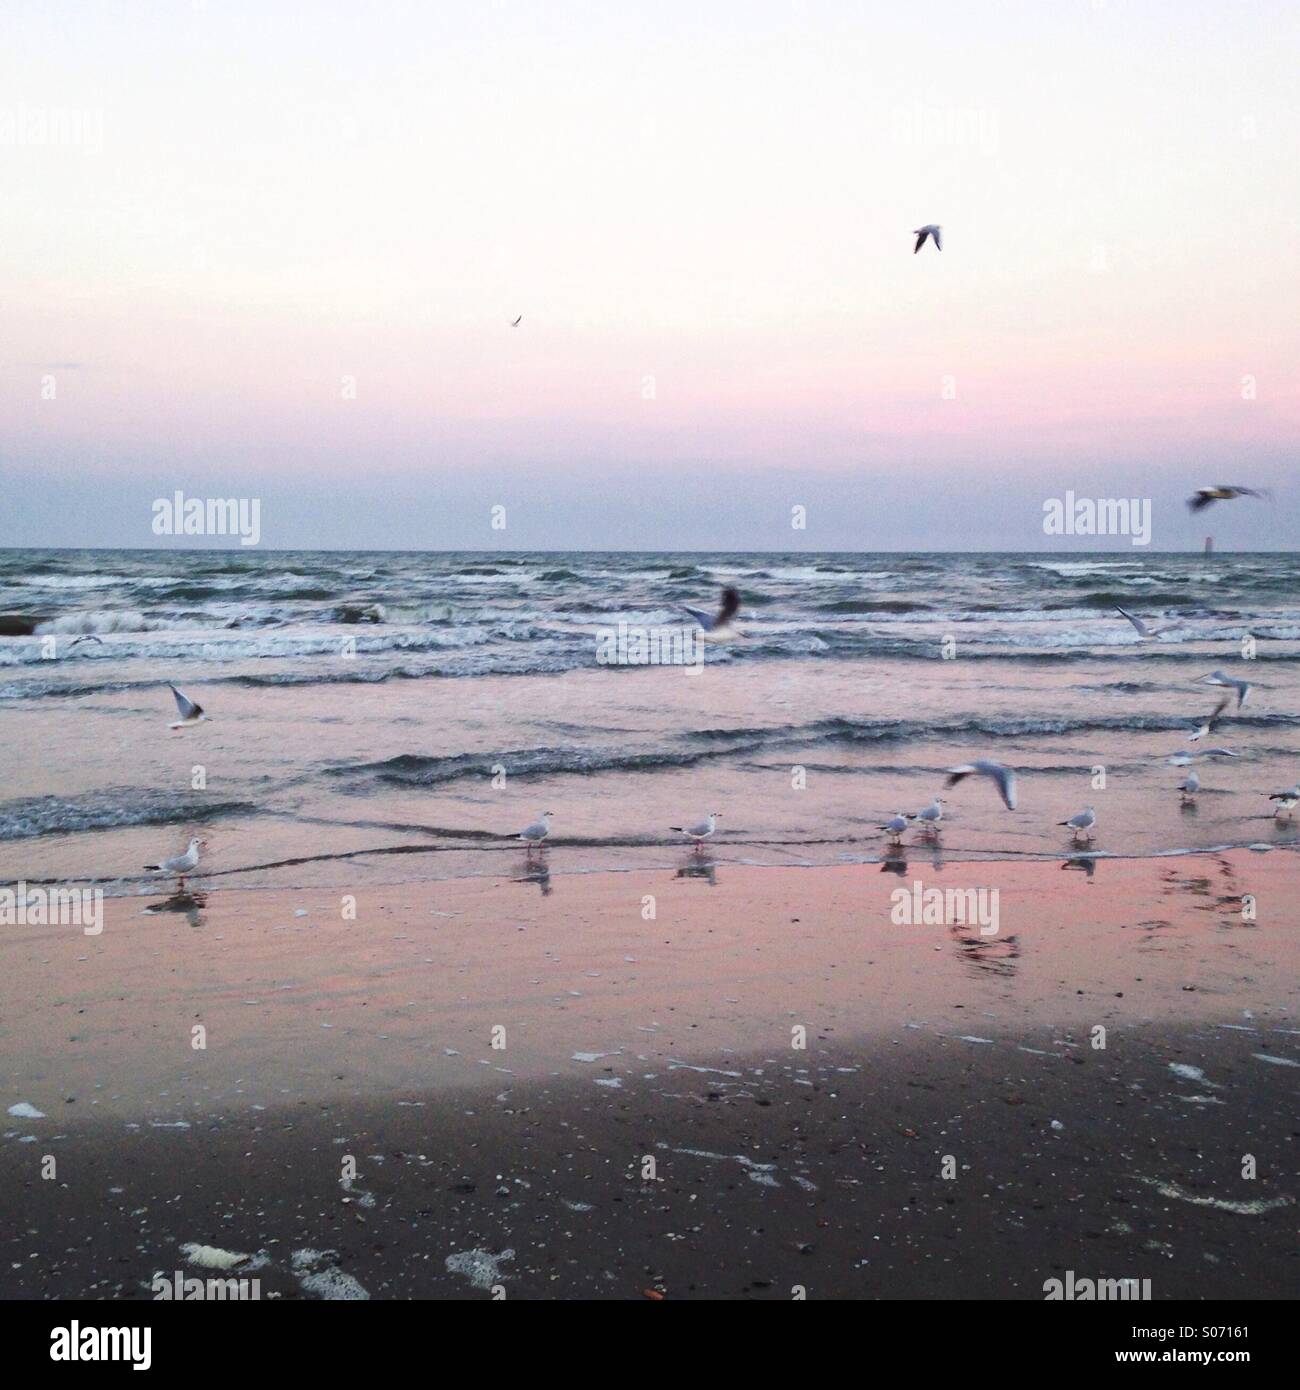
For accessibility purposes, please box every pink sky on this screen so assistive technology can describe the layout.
[3,1,1298,548]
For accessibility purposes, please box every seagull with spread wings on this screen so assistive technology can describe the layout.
[168,684,210,730]
[1187,485,1270,512]
[913,224,942,253]
[1198,670,1252,709]
[944,759,1017,810]
[682,586,744,642]
[1187,694,1232,743]
[1114,606,1168,641]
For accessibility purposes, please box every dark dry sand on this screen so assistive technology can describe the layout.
[1,852,1297,1299]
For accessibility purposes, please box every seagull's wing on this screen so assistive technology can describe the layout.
[170,685,202,719]
[933,227,942,251]
[987,763,1017,810]
[682,604,713,631]
[1115,605,1150,637]
[1187,491,1214,512]
[716,587,741,624]
[913,230,927,254]
[1207,694,1232,728]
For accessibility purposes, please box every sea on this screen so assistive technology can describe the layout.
[1,548,1297,893]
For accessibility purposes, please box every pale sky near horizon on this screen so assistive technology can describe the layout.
[2,0,1297,551]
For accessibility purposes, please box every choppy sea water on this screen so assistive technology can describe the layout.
[1,549,1297,891]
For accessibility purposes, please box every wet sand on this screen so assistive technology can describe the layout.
[2,852,1297,1299]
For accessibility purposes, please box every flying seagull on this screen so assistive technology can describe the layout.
[1198,670,1251,709]
[880,812,911,843]
[1058,806,1096,842]
[168,684,210,729]
[67,634,105,649]
[1187,695,1232,743]
[511,315,522,327]
[1178,771,1200,802]
[914,797,943,833]
[682,586,743,641]
[518,811,553,855]
[1114,606,1167,641]
[1166,747,1238,766]
[1187,485,1270,513]
[945,759,1017,810]
[913,224,942,253]
[144,836,204,889]
[671,812,720,851]
[1268,785,1299,818]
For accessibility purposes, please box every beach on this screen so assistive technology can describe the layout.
[2,851,1295,1300]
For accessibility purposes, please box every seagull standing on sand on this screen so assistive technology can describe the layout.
[1114,606,1167,641]
[671,812,720,851]
[518,812,553,856]
[1268,786,1299,818]
[168,684,210,730]
[1058,806,1096,842]
[1199,670,1252,709]
[144,837,204,889]
[1187,485,1270,512]
[880,812,911,843]
[913,224,942,253]
[1187,695,1231,743]
[1178,771,1200,802]
[682,587,744,642]
[915,798,943,833]
[945,759,1017,810]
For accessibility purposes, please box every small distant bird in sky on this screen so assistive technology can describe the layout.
[1058,806,1096,842]
[510,315,522,326]
[1198,670,1252,709]
[1187,695,1232,743]
[145,836,204,889]
[683,586,744,642]
[1178,771,1200,802]
[168,684,209,730]
[671,812,719,851]
[913,224,942,253]
[945,759,1017,810]
[518,811,552,855]
[1268,785,1299,818]
[1187,485,1270,512]
[1114,606,1168,641]
[880,812,911,843]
